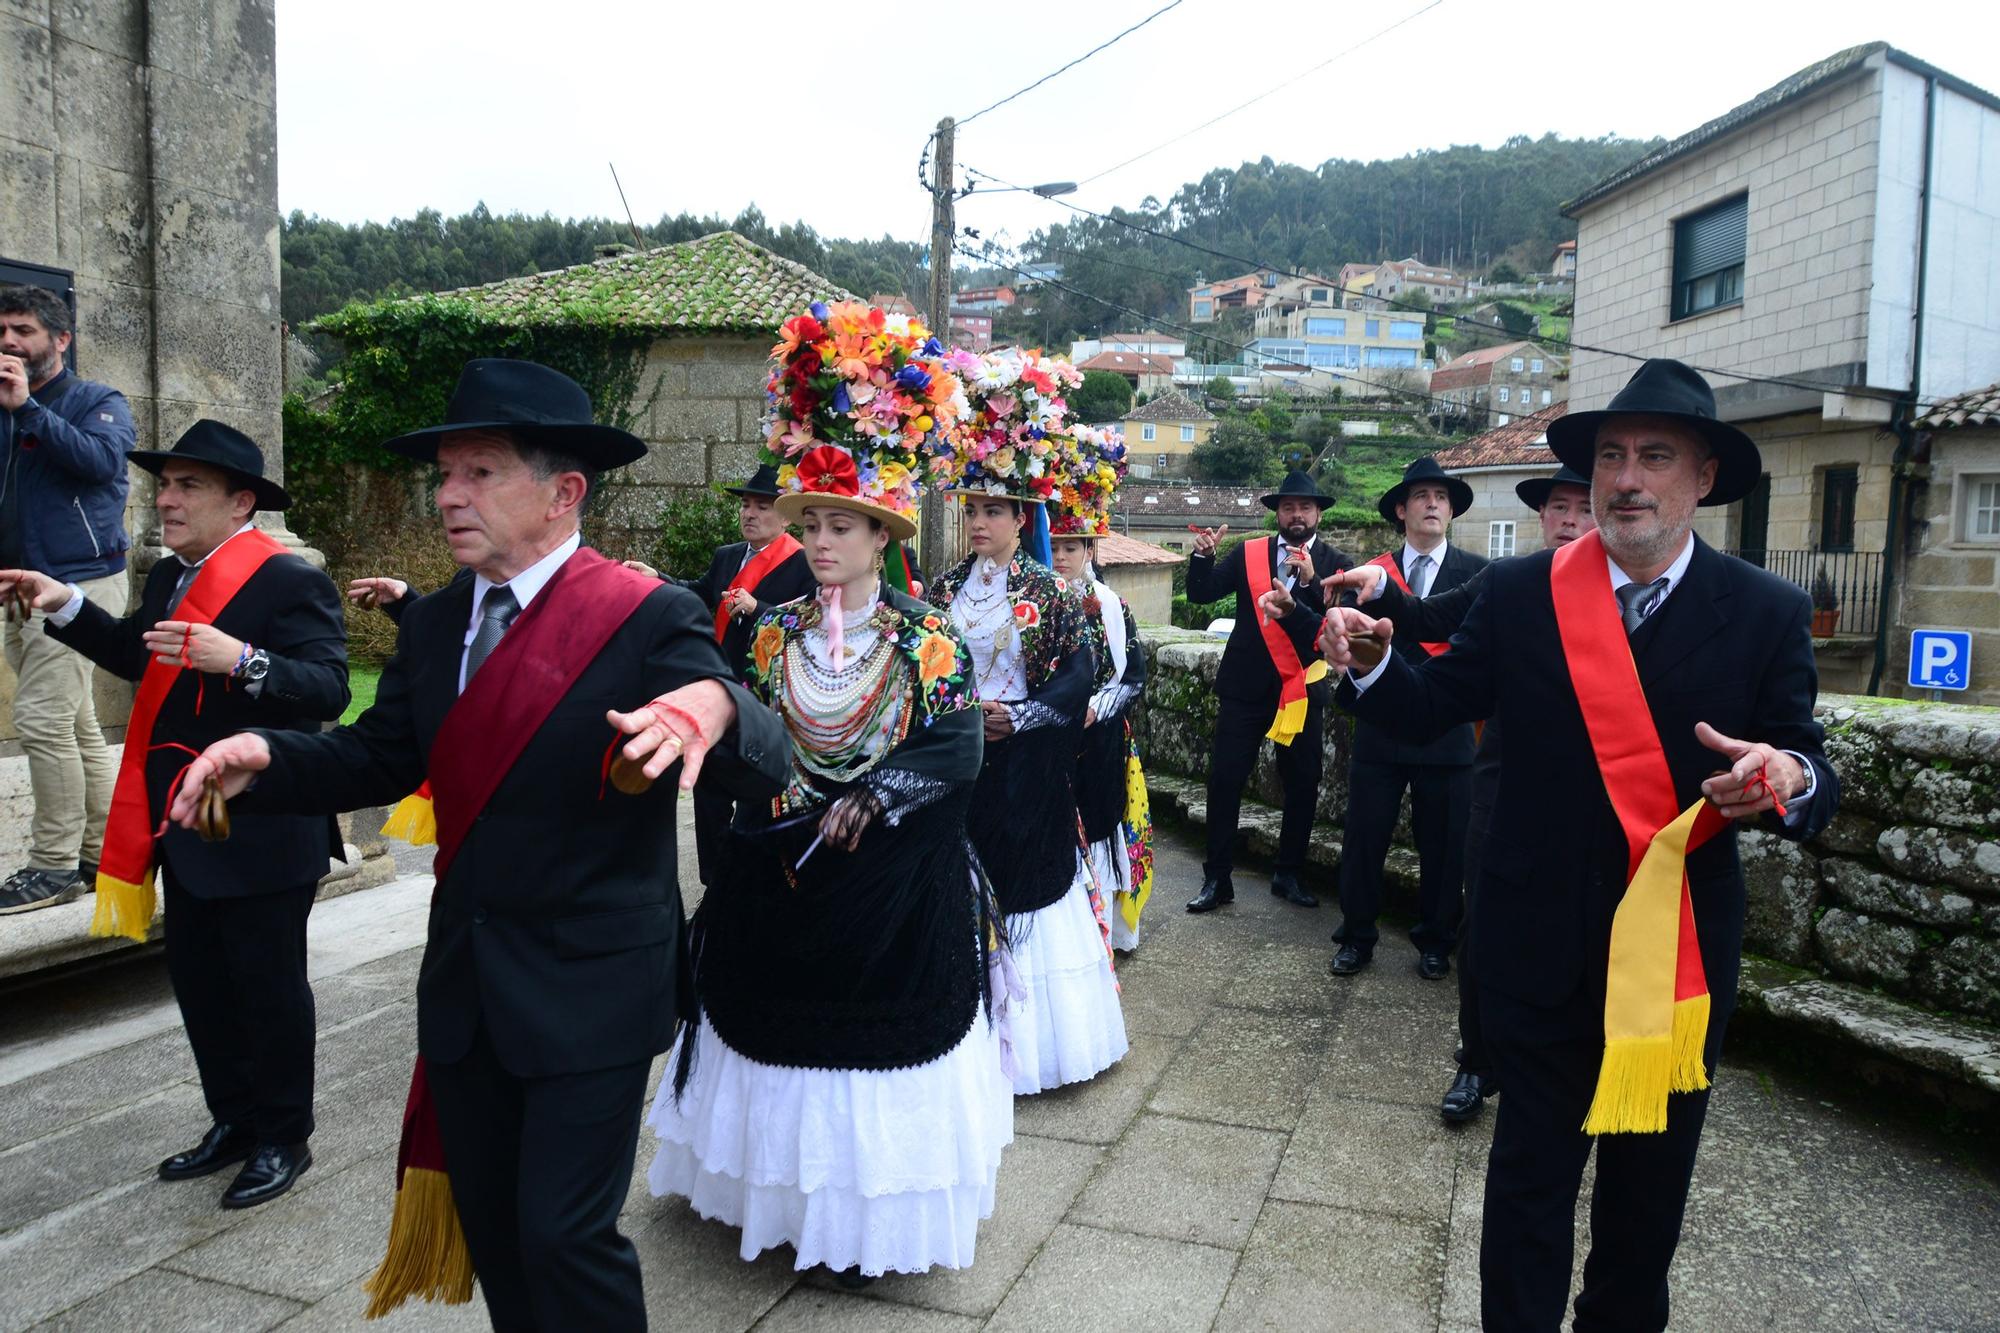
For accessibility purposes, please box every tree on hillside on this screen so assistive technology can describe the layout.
[1192,418,1280,484]
[1206,374,1236,403]
[1071,370,1134,423]
[1295,411,1332,450]
[1488,260,1524,284]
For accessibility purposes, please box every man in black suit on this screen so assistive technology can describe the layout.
[658,463,813,888]
[1330,456,1487,978]
[1183,470,1351,913]
[171,360,790,1330]
[1319,360,1837,1331]
[2,421,349,1209]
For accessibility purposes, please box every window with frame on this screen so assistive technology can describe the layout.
[1193,300,1212,317]
[1672,194,1747,320]
[1818,465,1858,552]
[1388,320,1423,340]
[1962,475,2000,542]
[1498,387,1511,403]
[1142,423,1157,441]
[1365,319,1380,338]
[1179,424,1195,442]
[1304,316,1345,337]
[1530,358,1544,374]
[1489,521,1516,559]
[1540,389,1552,405]
[1510,357,1524,372]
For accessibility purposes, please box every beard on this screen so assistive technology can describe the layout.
[21,347,62,384]
[1279,519,1313,542]
[1596,489,1694,569]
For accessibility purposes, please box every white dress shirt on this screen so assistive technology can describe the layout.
[460,532,581,692]
[1399,537,1448,598]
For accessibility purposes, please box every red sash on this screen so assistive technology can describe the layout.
[90,529,287,942]
[365,547,658,1318]
[1244,537,1325,746]
[1550,529,1727,1134]
[715,534,802,643]
[1368,552,1450,657]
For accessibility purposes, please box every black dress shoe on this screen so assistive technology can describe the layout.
[158,1123,256,1180]
[220,1142,312,1209]
[1186,877,1235,913]
[1440,1069,1489,1123]
[1417,952,1451,981]
[1269,872,1319,908]
[1329,944,1372,976]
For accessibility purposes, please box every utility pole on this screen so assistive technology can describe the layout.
[919,116,956,573]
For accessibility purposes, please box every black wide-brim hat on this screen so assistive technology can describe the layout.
[1377,455,1473,527]
[381,358,648,469]
[127,419,290,511]
[1261,469,1337,511]
[724,462,783,499]
[1546,358,1760,507]
[1514,464,1592,512]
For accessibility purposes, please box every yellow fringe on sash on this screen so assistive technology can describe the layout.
[1264,661,1328,745]
[380,793,437,846]
[362,1167,474,1319]
[1582,801,1710,1136]
[88,868,156,943]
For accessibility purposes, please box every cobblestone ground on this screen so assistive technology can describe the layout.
[2,810,1996,1331]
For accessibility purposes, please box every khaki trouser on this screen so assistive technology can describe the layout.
[3,569,130,870]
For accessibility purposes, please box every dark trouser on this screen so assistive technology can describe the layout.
[1479,989,1723,1332]
[692,782,732,889]
[426,1024,650,1332]
[1203,692,1323,879]
[1455,797,1494,1078]
[1334,758,1469,954]
[162,872,318,1144]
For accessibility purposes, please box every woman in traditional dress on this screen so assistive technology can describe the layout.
[647,302,1013,1286]
[1048,426,1154,954]
[926,348,1129,1095]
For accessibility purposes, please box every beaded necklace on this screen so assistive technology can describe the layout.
[776,608,910,787]
[952,553,1021,695]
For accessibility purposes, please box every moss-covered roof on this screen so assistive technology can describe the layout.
[329,231,854,337]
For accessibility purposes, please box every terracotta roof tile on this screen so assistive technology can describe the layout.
[1079,351,1178,377]
[1916,382,2000,431]
[1094,532,1184,566]
[1432,402,1570,470]
[1122,389,1216,423]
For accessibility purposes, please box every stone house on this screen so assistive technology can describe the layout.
[1093,532,1181,625]
[1902,383,2000,704]
[1366,257,1466,304]
[350,231,851,551]
[2,0,293,742]
[1428,340,1567,428]
[1434,402,1570,560]
[1121,391,1217,480]
[1563,42,2000,695]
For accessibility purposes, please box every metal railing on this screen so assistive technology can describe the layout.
[1721,547,1883,637]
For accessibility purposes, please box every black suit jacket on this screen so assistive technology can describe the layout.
[1185,534,1351,706]
[1351,542,1488,767]
[247,565,791,1078]
[673,541,816,679]
[50,549,350,896]
[1336,538,1838,1021]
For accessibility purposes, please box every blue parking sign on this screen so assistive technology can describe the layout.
[1908,630,1972,691]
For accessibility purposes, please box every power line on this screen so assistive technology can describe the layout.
[964,162,1950,409]
[1075,0,1445,188]
[957,1,1186,130]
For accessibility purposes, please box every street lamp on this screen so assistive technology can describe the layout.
[965,180,1079,198]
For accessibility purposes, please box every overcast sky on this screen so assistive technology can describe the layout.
[275,0,1994,252]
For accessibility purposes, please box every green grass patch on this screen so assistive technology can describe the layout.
[341,664,381,726]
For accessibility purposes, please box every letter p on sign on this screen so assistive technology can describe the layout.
[1908,630,1971,691]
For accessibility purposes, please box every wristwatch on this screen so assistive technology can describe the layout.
[240,647,271,683]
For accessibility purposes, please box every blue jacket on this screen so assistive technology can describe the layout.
[0,370,133,581]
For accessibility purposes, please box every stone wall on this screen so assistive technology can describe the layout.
[1132,629,2000,1030]
[1,0,288,745]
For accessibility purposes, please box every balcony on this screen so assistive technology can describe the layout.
[1722,548,1883,638]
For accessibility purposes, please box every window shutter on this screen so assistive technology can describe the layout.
[1676,196,1747,283]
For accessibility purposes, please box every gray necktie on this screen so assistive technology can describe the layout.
[1616,578,1669,635]
[164,564,197,614]
[464,584,520,684]
[1407,552,1433,597]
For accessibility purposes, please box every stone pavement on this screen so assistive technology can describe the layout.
[1,814,1996,1332]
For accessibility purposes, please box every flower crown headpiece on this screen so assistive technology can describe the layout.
[924,346,1083,504]
[1048,422,1128,538]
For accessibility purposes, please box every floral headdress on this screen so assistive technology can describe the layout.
[924,346,1083,505]
[1048,423,1128,538]
[764,300,968,540]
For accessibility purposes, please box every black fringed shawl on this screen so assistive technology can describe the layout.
[679,588,994,1079]
[1076,590,1146,846]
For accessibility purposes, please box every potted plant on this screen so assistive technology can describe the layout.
[1810,563,1841,637]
